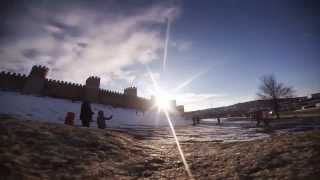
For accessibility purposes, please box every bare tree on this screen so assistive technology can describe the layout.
[257,75,294,119]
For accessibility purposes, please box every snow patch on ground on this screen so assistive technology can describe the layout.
[2,91,318,142]
[0,91,191,128]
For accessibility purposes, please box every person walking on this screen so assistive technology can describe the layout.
[262,110,270,127]
[192,116,196,126]
[97,110,113,129]
[80,101,94,127]
[217,116,221,125]
[197,116,201,124]
[255,109,263,127]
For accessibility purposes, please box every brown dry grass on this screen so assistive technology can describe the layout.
[1,116,320,180]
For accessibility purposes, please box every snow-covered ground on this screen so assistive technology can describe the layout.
[0,90,269,142]
[2,91,319,143]
[122,119,271,143]
[0,91,191,128]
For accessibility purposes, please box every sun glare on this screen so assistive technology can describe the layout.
[143,17,195,177]
[155,94,171,110]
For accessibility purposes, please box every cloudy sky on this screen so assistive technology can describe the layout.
[1,0,319,111]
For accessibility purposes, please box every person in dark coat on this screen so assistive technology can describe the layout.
[97,110,112,129]
[255,109,263,127]
[196,116,200,124]
[217,116,221,125]
[80,101,94,127]
[192,116,196,126]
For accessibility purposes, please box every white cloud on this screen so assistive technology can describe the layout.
[0,2,180,87]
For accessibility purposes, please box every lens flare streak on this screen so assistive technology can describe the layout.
[163,110,193,178]
[162,18,171,72]
[146,66,193,178]
[173,68,210,93]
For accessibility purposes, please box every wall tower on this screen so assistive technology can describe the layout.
[124,87,137,96]
[23,65,48,95]
[85,76,100,102]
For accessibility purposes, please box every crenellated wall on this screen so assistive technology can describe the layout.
[99,90,147,110]
[124,94,151,110]
[0,71,27,91]
[99,89,126,108]
[0,65,183,112]
[44,79,84,101]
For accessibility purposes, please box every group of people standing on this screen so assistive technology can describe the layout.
[80,101,112,129]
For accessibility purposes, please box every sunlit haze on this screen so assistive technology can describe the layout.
[155,95,171,111]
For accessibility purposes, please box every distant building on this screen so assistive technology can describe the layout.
[311,93,320,99]
[184,93,320,118]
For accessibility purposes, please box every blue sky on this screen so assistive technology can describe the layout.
[0,0,319,111]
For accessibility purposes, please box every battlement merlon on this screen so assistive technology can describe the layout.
[29,65,49,78]
[46,78,84,88]
[0,71,27,79]
[85,76,100,89]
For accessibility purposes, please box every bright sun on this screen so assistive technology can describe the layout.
[156,96,170,110]
[154,92,171,110]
